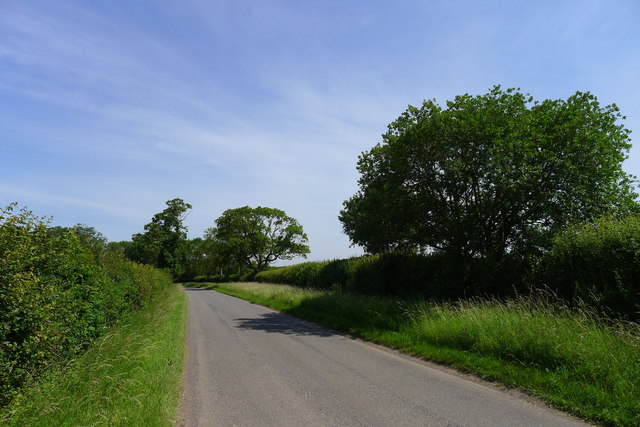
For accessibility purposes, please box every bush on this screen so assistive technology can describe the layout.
[0,204,172,406]
[540,216,640,319]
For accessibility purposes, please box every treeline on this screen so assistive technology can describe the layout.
[113,202,310,282]
[258,87,640,321]
[0,204,173,406]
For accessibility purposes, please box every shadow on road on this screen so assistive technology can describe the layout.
[235,312,338,337]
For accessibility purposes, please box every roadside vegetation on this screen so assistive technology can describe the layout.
[254,213,640,321]
[0,284,186,426]
[189,281,639,426]
[0,203,176,406]
[0,203,185,424]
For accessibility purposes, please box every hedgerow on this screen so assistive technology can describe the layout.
[0,204,172,406]
[540,216,640,319]
[257,216,640,320]
[255,252,526,300]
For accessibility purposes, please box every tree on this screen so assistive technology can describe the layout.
[206,206,310,273]
[340,86,638,270]
[177,237,226,280]
[127,198,192,274]
[107,240,133,255]
[49,224,108,258]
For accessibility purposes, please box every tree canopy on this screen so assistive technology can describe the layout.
[127,198,192,273]
[339,86,638,265]
[206,206,310,273]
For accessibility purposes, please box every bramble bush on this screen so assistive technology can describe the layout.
[0,204,172,406]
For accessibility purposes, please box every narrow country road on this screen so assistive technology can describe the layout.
[179,288,589,427]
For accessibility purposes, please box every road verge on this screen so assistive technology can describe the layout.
[0,284,187,426]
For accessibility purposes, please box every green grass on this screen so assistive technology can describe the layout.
[187,282,640,426]
[0,284,187,427]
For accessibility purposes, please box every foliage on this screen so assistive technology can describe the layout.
[1,284,186,426]
[49,224,108,257]
[175,238,209,281]
[107,239,133,256]
[0,203,172,407]
[127,198,192,275]
[256,261,329,288]
[206,206,310,273]
[340,86,638,281]
[255,253,527,298]
[174,237,247,281]
[540,216,640,319]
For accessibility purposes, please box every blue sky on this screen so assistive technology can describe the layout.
[2,0,639,262]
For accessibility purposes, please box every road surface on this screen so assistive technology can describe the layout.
[179,287,589,426]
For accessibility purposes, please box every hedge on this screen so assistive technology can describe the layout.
[0,204,173,406]
[540,216,640,319]
[256,217,640,320]
[255,252,527,300]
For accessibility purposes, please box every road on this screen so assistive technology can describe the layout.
[179,288,589,427]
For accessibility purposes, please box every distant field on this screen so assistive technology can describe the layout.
[190,282,640,427]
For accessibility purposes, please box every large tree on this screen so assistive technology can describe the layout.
[339,86,638,267]
[127,198,192,273]
[206,206,310,273]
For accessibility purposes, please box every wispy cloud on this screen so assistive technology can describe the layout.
[0,185,146,219]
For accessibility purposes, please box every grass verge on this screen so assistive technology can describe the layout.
[188,282,639,427]
[0,284,187,426]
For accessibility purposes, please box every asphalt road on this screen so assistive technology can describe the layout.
[179,288,589,427]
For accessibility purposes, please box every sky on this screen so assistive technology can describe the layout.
[1,0,639,263]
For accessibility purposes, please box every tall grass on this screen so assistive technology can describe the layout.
[193,282,640,426]
[0,284,187,426]
[406,295,639,424]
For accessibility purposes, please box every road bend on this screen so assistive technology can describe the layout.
[179,287,589,427]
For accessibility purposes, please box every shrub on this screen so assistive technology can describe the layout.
[0,204,172,406]
[540,216,640,319]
